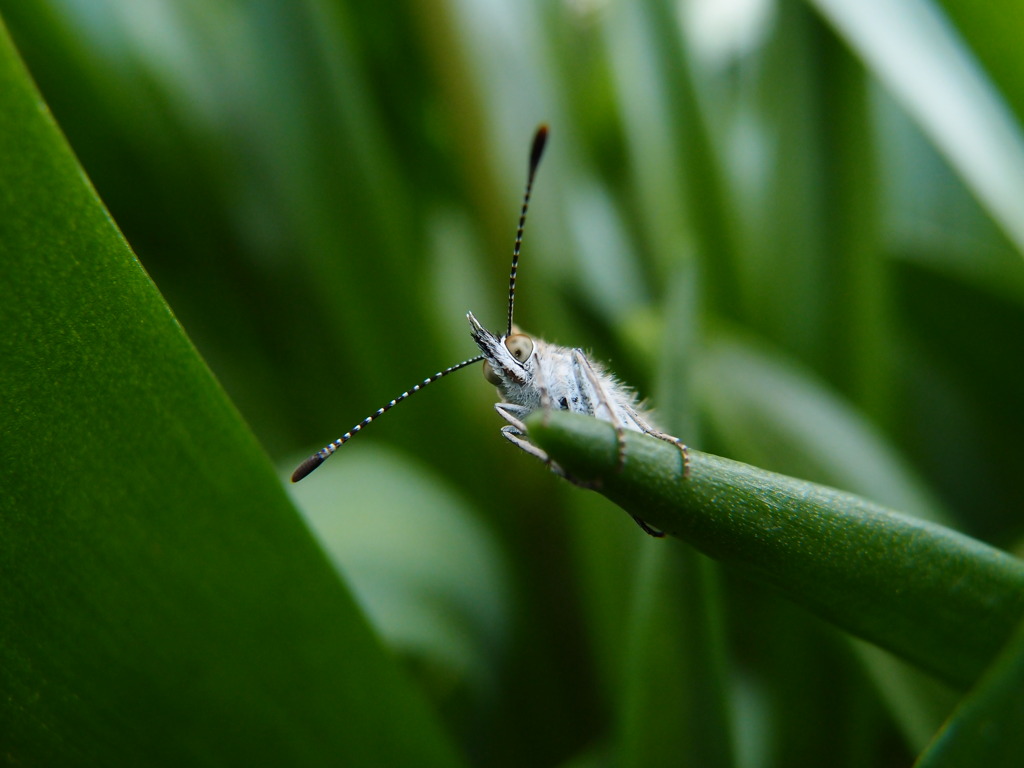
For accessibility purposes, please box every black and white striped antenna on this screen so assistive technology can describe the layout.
[507,124,548,336]
[292,124,549,483]
[291,356,484,482]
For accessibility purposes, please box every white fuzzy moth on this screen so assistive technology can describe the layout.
[292,126,688,535]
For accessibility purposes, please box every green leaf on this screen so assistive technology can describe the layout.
[0,18,462,766]
[807,0,1024,257]
[698,332,947,523]
[526,411,1024,689]
[616,543,733,768]
[915,616,1024,767]
[287,445,510,700]
[613,266,735,768]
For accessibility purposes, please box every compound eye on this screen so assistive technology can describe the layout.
[482,360,503,386]
[504,334,534,363]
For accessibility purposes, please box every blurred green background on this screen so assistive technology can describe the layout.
[3,0,1024,765]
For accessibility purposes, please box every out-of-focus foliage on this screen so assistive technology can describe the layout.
[3,0,1024,764]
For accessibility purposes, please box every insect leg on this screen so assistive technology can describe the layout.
[495,403,601,490]
[570,350,664,537]
[495,402,531,433]
[570,349,629,468]
[531,354,554,413]
[494,401,660,534]
[626,408,691,478]
[500,425,557,466]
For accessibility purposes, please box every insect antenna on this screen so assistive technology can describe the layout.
[291,355,485,482]
[507,124,549,336]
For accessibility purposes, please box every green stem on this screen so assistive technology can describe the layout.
[527,411,1024,689]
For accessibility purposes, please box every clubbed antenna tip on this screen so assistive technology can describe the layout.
[530,124,549,173]
[291,454,324,483]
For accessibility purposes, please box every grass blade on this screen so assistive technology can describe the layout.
[527,411,1024,688]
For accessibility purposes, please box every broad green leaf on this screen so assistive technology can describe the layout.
[0,19,462,766]
[527,411,1024,689]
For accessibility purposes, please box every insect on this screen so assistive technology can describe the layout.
[292,125,688,535]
